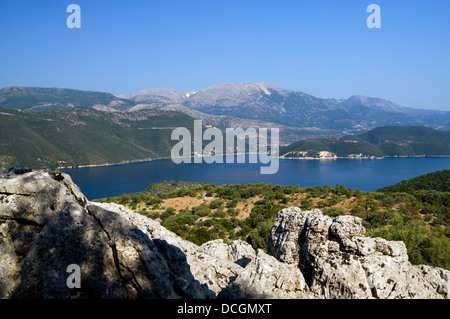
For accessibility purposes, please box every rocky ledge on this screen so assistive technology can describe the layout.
[0,170,448,299]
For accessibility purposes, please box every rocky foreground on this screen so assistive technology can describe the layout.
[0,170,448,299]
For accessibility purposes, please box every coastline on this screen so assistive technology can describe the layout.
[58,154,450,170]
[58,157,169,169]
[279,154,450,160]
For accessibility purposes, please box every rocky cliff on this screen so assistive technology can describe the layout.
[0,170,448,299]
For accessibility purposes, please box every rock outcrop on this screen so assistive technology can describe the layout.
[268,207,449,299]
[0,170,448,299]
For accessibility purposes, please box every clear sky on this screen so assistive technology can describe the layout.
[0,0,449,110]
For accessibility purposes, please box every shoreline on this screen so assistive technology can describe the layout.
[280,155,450,160]
[58,157,170,169]
[58,154,450,170]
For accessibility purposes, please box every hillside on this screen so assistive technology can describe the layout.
[0,86,136,111]
[378,169,450,192]
[136,102,341,144]
[95,180,450,269]
[359,126,450,156]
[0,107,195,168]
[280,126,450,158]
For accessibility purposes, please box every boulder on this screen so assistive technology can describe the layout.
[95,202,244,295]
[218,249,311,299]
[269,207,450,299]
[0,170,87,298]
[0,171,214,298]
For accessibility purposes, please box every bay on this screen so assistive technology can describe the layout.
[61,157,450,200]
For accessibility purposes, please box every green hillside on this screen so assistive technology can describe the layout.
[280,126,450,158]
[0,107,195,168]
[359,126,450,156]
[378,169,450,192]
[0,86,136,111]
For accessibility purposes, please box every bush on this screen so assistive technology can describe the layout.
[324,207,344,217]
[209,199,224,209]
[160,207,176,220]
[192,204,211,217]
[161,211,198,236]
[367,209,398,228]
[146,197,163,206]
[300,198,313,210]
[187,228,218,245]
[212,210,226,218]
[227,199,238,208]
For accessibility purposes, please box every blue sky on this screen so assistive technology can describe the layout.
[0,0,449,110]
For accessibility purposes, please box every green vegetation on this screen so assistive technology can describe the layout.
[280,126,450,158]
[0,107,195,168]
[96,180,450,269]
[281,137,384,158]
[0,86,136,111]
[142,181,209,196]
[378,169,450,193]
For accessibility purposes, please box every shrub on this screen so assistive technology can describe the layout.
[300,198,313,210]
[187,228,218,245]
[227,199,238,208]
[160,207,176,220]
[192,204,211,217]
[324,207,344,217]
[209,199,224,209]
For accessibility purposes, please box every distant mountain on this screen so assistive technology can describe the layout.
[378,169,450,192]
[0,107,194,168]
[118,88,195,104]
[123,82,450,133]
[338,95,408,113]
[2,83,450,141]
[0,86,136,111]
[135,102,341,145]
[280,126,450,159]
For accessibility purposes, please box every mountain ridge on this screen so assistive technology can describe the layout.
[117,82,450,133]
[2,82,450,140]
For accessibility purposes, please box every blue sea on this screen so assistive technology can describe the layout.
[61,157,450,200]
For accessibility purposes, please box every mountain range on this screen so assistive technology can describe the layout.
[118,82,450,134]
[1,82,449,145]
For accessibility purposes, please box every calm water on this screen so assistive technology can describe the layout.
[61,157,450,200]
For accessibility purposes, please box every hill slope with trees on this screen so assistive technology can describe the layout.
[378,169,450,192]
[280,126,450,158]
[0,107,194,168]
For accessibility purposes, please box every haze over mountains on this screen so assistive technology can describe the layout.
[1,82,450,149]
[118,82,450,133]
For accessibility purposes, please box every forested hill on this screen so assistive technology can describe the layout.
[280,126,450,158]
[378,169,450,192]
[0,107,194,168]
[0,86,137,111]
